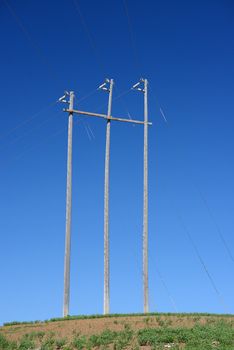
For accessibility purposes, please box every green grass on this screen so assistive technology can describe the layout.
[137,321,234,349]
[0,318,234,350]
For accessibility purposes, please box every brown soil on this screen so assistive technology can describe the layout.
[1,315,233,342]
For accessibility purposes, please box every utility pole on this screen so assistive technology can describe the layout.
[59,91,74,317]
[132,78,149,313]
[99,78,114,314]
[61,79,151,316]
[143,78,149,313]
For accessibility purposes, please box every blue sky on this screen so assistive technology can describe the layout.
[0,0,234,325]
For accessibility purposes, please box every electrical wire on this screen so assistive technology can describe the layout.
[158,126,233,311]
[82,120,92,141]
[1,115,66,173]
[15,124,66,160]
[0,89,98,152]
[196,188,234,265]
[75,88,99,104]
[94,88,132,114]
[156,267,178,312]
[177,214,229,313]
[2,0,59,81]
[68,1,232,314]
[159,107,168,124]
[0,110,63,153]
[71,0,106,76]
[0,101,58,143]
[148,84,169,125]
[86,122,95,140]
[113,88,132,102]
[122,0,142,75]
[122,2,168,129]
[71,0,137,124]
[114,84,134,122]
[167,132,234,268]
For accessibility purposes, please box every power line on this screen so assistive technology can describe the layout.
[178,214,229,313]
[159,127,233,310]
[156,267,178,313]
[82,120,92,141]
[122,4,169,127]
[196,189,234,265]
[15,124,66,160]
[94,88,132,114]
[1,116,66,173]
[71,0,136,122]
[122,0,142,75]
[64,0,151,314]
[161,114,233,272]
[168,141,234,267]
[159,107,168,124]
[148,84,169,125]
[0,110,63,153]
[61,0,231,314]
[114,84,133,121]
[0,89,97,151]
[122,3,169,127]
[75,88,99,105]
[0,101,58,143]
[3,0,59,81]
[71,0,106,76]
[86,122,95,140]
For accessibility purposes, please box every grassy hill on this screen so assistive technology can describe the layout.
[0,313,234,349]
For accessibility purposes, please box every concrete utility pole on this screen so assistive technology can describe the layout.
[99,78,114,315]
[61,91,74,317]
[143,78,149,313]
[132,78,149,313]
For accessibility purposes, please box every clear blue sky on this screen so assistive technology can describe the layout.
[0,0,234,325]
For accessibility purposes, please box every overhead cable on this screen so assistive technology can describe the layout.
[178,214,229,313]
[3,0,59,81]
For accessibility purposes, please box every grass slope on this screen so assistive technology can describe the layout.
[0,313,234,350]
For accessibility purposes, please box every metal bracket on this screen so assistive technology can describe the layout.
[98,78,112,93]
[131,78,145,93]
[58,91,70,104]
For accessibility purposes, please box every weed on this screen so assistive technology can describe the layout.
[89,329,117,347]
[123,323,131,331]
[18,337,35,350]
[56,338,67,349]
[41,336,56,350]
[157,319,166,327]
[22,331,45,341]
[166,319,173,326]
[113,327,133,350]
[138,321,234,349]
[73,335,87,350]
[63,347,72,350]
[0,334,17,350]
[131,345,140,350]
[144,317,151,326]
